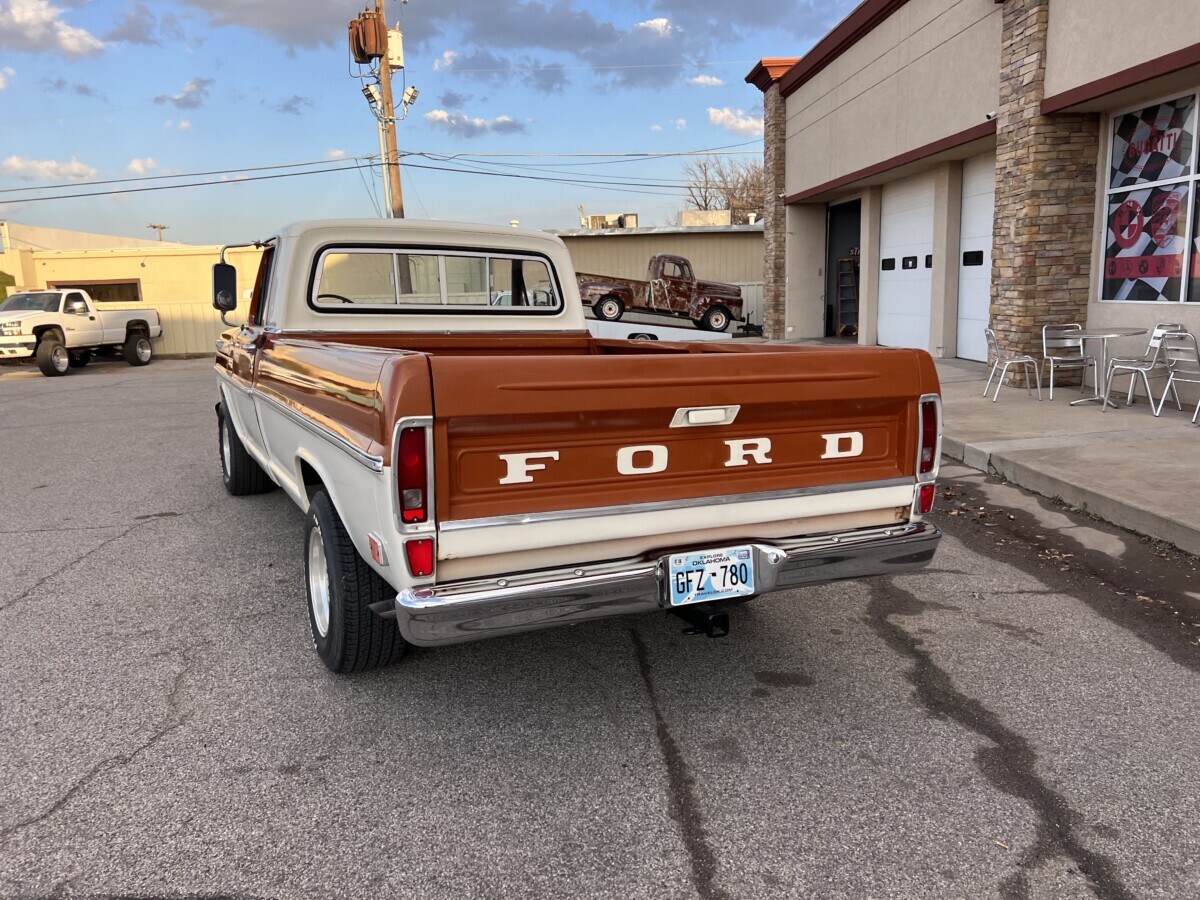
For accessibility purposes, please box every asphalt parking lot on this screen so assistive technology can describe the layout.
[2,358,1199,899]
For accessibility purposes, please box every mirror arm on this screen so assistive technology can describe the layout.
[220,311,238,327]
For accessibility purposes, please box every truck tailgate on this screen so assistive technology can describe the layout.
[428,346,931,526]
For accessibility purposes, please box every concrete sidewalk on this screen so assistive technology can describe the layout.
[936,358,1200,556]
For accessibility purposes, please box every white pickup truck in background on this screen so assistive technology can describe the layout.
[0,289,163,376]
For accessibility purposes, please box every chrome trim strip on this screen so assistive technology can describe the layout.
[251,385,385,473]
[215,368,254,397]
[916,393,943,486]
[439,476,914,533]
[391,416,436,536]
[669,405,740,428]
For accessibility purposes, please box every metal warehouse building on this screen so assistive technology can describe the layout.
[747,0,1200,365]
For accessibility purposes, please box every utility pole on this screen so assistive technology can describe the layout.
[376,0,404,219]
[147,223,168,241]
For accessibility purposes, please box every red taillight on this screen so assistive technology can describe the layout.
[918,483,936,515]
[918,397,939,476]
[398,426,428,524]
[404,538,434,577]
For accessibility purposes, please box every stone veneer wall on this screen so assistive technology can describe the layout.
[762,82,787,340]
[991,0,1101,383]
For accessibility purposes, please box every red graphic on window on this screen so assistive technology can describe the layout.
[1112,198,1144,249]
[1146,191,1184,248]
[1105,253,1183,280]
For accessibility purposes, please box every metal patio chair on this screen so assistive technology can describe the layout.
[1102,322,1183,412]
[1041,323,1096,400]
[1152,331,1200,425]
[984,328,1042,402]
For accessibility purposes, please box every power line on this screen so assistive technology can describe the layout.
[0,163,376,205]
[0,155,374,196]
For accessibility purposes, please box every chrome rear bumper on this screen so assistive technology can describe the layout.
[394,521,940,646]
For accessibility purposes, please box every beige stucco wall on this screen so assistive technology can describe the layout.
[1,221,181,252]
[15,245,262,357]
[785,0,1002,195]
[1045,0,1200,100]
[558,228,764,284]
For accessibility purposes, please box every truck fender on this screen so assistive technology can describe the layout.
[124,319,149,337]
[291,449,381,573]
[581,282,632,305]
[33,324,65,345]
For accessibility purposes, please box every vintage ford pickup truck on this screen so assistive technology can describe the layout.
[577,253,744,331]
[212,219,941,673]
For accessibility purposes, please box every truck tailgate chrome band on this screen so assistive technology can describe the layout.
[440,476,913,532]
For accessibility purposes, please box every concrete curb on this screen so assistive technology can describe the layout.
[941,438,1200,557]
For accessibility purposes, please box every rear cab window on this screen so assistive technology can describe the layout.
[309,247,561,314]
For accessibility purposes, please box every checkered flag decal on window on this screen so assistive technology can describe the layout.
[1110,96,1195,190]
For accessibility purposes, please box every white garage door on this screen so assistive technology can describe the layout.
[956,154,996,362]
[878,173,935,350]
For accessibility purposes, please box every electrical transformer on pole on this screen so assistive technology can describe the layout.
[350,3,418,219]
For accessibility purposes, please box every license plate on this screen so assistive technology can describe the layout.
[667,545,755,606]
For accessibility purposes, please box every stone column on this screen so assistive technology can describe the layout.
[761,81,787,340]
[991,0,1101,384]
[746,58,799,341]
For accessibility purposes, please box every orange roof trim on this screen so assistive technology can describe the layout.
[745,57,802,92]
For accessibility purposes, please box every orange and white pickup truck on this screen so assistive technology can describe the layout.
[212,219,942,673]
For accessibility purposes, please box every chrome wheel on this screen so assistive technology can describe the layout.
[307,525,331,639]
[51,344,69,373]
[221,418,232,475]
[135,338,152,362]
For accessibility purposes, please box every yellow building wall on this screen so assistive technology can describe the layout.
[21,245,263,357]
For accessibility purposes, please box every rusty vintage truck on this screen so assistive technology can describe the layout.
[577,253,744,331]
[212,219,942,673]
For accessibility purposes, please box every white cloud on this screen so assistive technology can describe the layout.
[688,75,723,87]
[155,77,213,109]
[327,149,346,159]
[0,66,14,90]
[634,18,677,37]
[707,107,763,136]
[649,124,663,132]
[424,108,526,138]
[2,154,96,181]
[674,118,687,130]
[126,157,157,175]
[0,0,104,57]
[433,49,458,71]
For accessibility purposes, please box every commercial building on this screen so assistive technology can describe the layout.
[0,222,262,357]
[748,0,1200,372]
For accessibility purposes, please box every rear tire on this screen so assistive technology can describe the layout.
[305,491,408,673]
[595,295,624,321]
[123,333,153,367]
[36,337,70,377]
[701,306,731,332]
[218,405,275,496]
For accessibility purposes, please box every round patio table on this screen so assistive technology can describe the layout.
[1069,326,1148,406]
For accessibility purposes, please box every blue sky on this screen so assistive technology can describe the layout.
[0,0,856,244]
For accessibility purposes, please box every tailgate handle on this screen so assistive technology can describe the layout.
[670,405,740,428]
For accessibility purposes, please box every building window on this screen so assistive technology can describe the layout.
[52,281,141,303]
[1103,93,1198,302]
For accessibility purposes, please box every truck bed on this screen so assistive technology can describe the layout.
[245,330,937,578]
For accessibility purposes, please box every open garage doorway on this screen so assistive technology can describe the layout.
[825,200,861,339]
